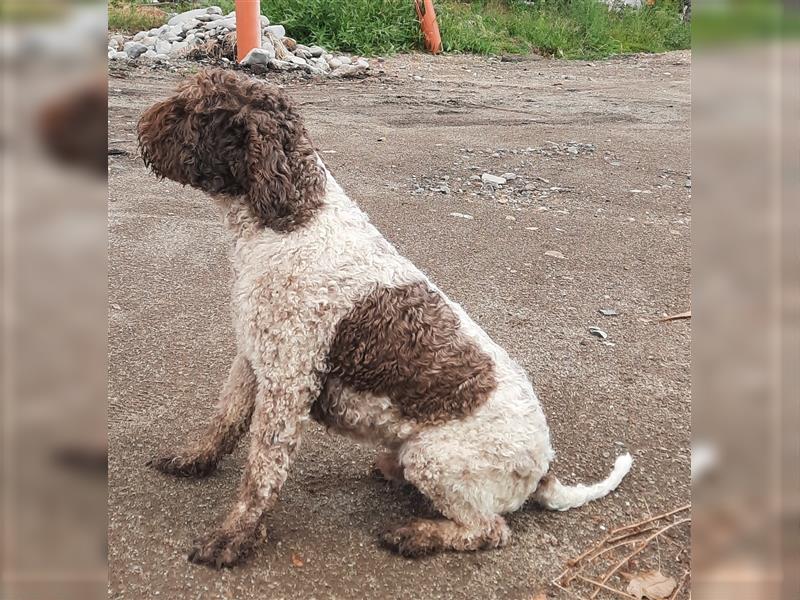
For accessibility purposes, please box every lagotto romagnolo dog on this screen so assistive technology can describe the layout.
[137,68,633,568]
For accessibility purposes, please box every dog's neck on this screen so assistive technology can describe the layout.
[214,167,362,242]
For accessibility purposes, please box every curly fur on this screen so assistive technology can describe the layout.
[140,69,633,568]
[137,68,325,232]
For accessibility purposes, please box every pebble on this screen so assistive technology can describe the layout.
[599,308,619,316]
[123,41,148,59]
[588,327,608,339]
[265,24,286,39]
[481,173,506,185]
[501,172,517,180]
[241,47,275,66]
[449,212,474,220]
[544,250,566,259]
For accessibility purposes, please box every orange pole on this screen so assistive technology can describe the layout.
[235,0,262,62]
[414,0,442,54]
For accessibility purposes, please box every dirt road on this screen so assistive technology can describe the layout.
[109,51,691,599]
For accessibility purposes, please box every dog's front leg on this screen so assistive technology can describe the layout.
[149,354,257,477]
[188,375,315,568]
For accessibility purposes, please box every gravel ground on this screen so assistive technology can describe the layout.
[108,51,691,599]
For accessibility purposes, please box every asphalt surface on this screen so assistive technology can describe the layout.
[109,51,691,599]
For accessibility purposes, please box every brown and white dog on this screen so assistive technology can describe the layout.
[138,69,632,569]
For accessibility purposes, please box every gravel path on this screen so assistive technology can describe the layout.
[109,51,691,599]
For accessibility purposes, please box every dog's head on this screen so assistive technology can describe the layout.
[137,68,326,232]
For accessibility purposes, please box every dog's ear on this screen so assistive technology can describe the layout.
[241,101,326,232]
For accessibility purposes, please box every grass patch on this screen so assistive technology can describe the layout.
[108,0,689,58]
[108,1,169,33]
[258,0,689,58]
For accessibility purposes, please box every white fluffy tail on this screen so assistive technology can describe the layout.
[533,453,633,511]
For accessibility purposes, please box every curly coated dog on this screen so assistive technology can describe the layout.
[138,68,632,568]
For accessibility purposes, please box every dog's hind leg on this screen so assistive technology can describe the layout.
[149,354,257,477]
[381,440,516,557]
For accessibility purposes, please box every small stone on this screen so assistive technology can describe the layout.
[566,146,579,154]
[599,308,619,316]
[588,327,608,339]
[328,57,342,69]
[123,41,148,59]
[265,25,286,38]
[339,55,352,65]
[501,172,517,180]
[506,215,516,221]
[307,45,325,57]
[449,212,474,220]
[544,250,566,259]
[481,173,506,185]
[268,58,295,71]
[109,51,129,60]
[242,47,275,66]
[330,63,368,78]
[133,31,146,42]
[283,37,297,51]
[155,39,172,55]
[169,41,189,56]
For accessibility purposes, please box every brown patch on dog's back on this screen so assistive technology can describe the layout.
[327,282,496,424]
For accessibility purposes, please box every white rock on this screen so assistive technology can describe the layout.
[109,34,125,49]
[133,31,146,42]
[268,58,296,71]
[155,54,170,62]
[260,15,270,26]
[143,49,157,58]
[265,25,285,38]
[354,58,369,68]
[501,172,517,180]
[109,51,129,60]
[307,45,325,57]
[155,39,172,54]
[286,54,307,66]
[327,57,342,69]
[339,55,352,65]
[170,41,189,56]
[167,7,220,26]
[331,63,368,78]
[123,41,148,59]
[141,36,156,48]
[241,47,275,66]
[294,46,313,59]
[481,173,507,185]
[181,19,200,32]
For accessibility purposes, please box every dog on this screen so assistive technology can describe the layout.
[137,68,632,568]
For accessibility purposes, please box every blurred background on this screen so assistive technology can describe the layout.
[1,1,798,598]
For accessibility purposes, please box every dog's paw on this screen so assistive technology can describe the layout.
[380,523,438,558]
[147,453,218,478]
[187,526,259,569]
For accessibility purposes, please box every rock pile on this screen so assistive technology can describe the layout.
[108,5,369,77]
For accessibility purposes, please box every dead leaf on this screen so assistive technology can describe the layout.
[658,310,691,322]
[626,570,677,599]
[291,552,304,568]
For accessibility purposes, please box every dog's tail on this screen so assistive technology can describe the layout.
[532,453,633,511]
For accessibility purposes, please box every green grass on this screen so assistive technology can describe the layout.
[259,0,689,58]
[108,0,690,59]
